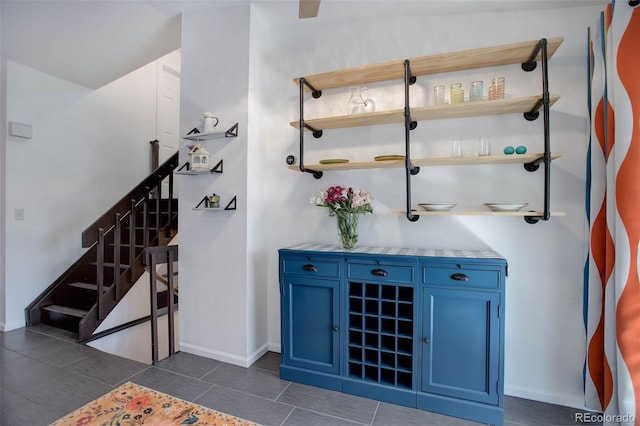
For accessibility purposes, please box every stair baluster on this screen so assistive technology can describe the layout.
[143,189,150,248]
[167,172,175,239]
[114,212,122,299]
[97,228,105,321]
[154,185,161,242]
[129,199,136,281]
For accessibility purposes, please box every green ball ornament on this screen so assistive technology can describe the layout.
[503,146,515,155]
[515,146,527,154]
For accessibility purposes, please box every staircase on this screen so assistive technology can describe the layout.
[25,152,179,341]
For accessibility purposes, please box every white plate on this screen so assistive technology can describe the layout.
[418,203,457,212]
[484,203,528,212]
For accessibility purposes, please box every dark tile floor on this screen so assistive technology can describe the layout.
[1,325,599,426]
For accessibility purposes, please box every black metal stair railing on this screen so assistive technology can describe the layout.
[25,151,179,341]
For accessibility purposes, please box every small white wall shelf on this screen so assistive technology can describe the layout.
[183,122,238,141]
[192,195,237,211]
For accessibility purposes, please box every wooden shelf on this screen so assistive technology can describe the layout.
[411,95,560,121]
[411,152,561,167]
[290,159,404,172]
[393,210,566,217]
[289,153,561,172]
[294,37,564,92]
[290,95,560,131]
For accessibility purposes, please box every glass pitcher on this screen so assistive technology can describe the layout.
[347,87,375,114]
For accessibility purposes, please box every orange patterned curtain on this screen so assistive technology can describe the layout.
[585,1,640,423]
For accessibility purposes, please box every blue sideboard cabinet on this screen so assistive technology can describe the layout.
[279,244,507,426]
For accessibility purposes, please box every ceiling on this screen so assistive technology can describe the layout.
[1,0,609,89]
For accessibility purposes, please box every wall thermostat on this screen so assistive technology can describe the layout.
[286,155,296,165]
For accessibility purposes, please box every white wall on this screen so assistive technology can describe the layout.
[177,3,260,366]
[3,56,169,330]
[249,4,601,408]
[0,0,606,411]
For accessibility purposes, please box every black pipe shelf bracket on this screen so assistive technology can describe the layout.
[521,38,552,224]
[403,59,419,222]
[297,77,324,179]
[302,78,322,99]
[524,98,543,121]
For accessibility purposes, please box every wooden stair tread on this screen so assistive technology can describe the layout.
[161,272,179,277]
[66,282,112,291]
[42,305,88,317]
[89,262,130,268]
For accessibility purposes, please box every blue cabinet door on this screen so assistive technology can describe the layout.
[281,276,340,375]
[422,287,500,405]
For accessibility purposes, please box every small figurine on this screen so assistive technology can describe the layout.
[208,193,220,208]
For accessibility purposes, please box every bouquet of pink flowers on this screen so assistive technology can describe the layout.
[310,185,374,216]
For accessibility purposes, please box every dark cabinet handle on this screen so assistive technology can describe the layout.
[333,326,339,332]
[450,273,469,281]
[371,268,388,277]
[303,264,318,272]
[423,338,430,344]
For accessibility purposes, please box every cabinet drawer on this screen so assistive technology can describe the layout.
[422,264,500,289]
[347,262,414,283]
[282,256,341,278]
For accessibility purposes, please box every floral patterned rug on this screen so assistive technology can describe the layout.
[50,381,259,426]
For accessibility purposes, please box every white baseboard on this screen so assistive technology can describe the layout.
[505,384,587,410]
[267,342,281,353]
[179,341,274,368]
[2,321,25,332]
[180,342,248,367]
[247,342,270,366]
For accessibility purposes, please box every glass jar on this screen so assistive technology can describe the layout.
[450,83,464,104]
[470,80,484,102]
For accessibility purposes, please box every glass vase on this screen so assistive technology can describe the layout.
[336,212,359,250]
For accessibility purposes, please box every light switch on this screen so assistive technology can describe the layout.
[15,208,24,220]
[9,122,33,139]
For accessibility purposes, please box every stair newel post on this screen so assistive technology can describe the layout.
[143,188,150,248]
[129,199,137,281]
[146,249,159,364]
[166,246,177,357]
[114,212,122,299]
[97,228,105,321]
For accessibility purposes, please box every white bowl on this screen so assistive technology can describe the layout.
[484,202,528,212]
[419,203,457,212]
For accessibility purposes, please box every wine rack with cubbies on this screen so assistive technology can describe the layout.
[347,281,414,389]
